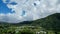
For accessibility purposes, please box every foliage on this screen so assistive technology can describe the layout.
[0,13,60,34]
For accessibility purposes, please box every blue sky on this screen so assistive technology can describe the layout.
[0,0,15,14]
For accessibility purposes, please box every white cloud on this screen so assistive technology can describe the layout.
[0,0,60,23]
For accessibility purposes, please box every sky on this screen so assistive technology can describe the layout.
[0,0,11,14]
[0,0,60,23]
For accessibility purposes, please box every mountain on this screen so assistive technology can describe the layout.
[0,13,60,27]
[0,13,60,34]
[31,13,60,33]
[0,13,60,26]
[16,13,60,34]
[0,13,60,28]
[13,13,60,28]
[32,13,60,25]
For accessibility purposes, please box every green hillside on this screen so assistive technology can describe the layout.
[0,13,60,34]
[32,13,60,30]
[31,13,60,34]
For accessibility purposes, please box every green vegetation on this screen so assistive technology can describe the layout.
[0,13,60,34]
[32,13,60,34]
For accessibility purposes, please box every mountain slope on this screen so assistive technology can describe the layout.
[32,13,60,32]
[0,13,60,26]
[0,13,60,34]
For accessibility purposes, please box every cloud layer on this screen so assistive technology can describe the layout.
[0,0,60,23]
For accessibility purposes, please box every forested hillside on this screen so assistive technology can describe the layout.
[0,13,60,34]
